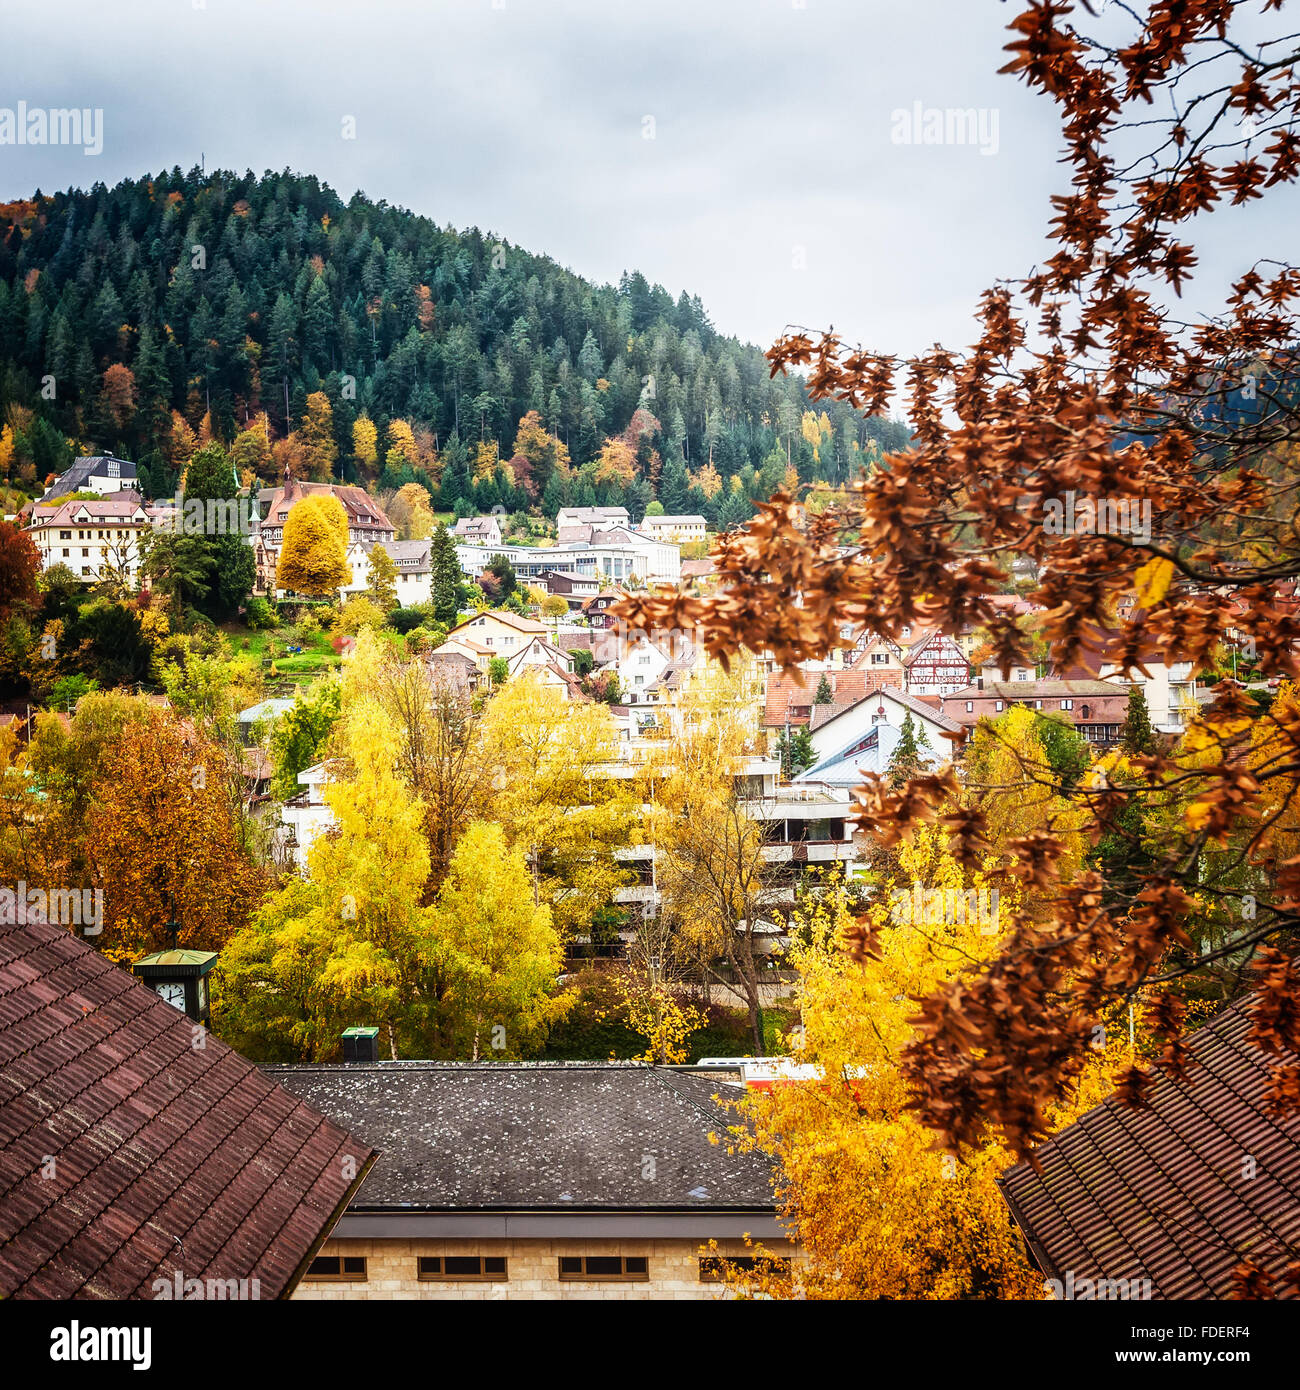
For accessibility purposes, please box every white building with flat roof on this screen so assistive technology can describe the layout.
[456,532,679,587]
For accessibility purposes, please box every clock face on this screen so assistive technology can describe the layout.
[156,981,186,1010]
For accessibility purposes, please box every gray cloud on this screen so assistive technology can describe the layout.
[1,0,1293,362]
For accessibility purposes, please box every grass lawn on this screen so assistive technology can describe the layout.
[219,620,341,690]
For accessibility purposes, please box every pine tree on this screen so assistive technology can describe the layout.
[887,712,925,789]
[659,455,689,514]
[431,523,462,626]
[1119,685,1157,756]
[814,674,833,704]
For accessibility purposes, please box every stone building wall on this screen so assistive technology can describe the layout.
[294,1235,793,1301]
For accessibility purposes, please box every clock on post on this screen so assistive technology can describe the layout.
[132,949,218,1026]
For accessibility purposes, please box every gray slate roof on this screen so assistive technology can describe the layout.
[265,1061,776,1212]
[39,455,139,502]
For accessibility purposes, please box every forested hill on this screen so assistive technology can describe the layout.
[0,168,907,522]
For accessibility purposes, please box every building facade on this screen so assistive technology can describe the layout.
[268,1061,792,1302]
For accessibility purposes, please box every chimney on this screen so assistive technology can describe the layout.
[341,1027,380,1063]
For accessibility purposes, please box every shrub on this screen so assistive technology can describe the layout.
[337,595,385,634]
[387,606,427,634]
[244,596,278,630]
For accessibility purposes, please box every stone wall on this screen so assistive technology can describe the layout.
[294,1236,793,1300]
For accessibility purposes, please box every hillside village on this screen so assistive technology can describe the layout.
[5,0,1300,1329]
[4,433,1290,1305]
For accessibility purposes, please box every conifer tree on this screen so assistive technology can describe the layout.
[431,523,462,626]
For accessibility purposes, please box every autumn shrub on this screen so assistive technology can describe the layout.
[244,596,278,630]
[337,595,385,635]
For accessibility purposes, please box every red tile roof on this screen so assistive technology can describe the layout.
[763,670,875,726]
[998,991,1300,1299]
[0,915,376,1300]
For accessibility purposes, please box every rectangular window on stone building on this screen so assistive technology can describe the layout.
[418,1256,507,1281]
[558,1255,648,1281]
[699,1255,792,1283]
[305,1255,367,1282]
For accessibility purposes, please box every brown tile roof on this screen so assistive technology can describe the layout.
[680,558,717,580]
[0,915,376,1300]
[998,992,1300,1300]
[763,670,872,727]
[259,481,392,532]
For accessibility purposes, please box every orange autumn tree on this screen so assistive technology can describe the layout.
[615,0,1300,1176]
[85,708,264,960]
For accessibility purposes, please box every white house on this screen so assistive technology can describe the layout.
[505,638,585,699]
[611,631,675,705]
[555,505,629,530]
[452,515,503,547]
[455,533,680,587]
[1095,658,1197,733]
[26,496,157,584]
[280,761,341,872]
[802,685,963,781]
[39,454,139,503]
[339,539,433,607]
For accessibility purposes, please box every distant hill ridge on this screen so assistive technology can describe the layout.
[0,167,907,523]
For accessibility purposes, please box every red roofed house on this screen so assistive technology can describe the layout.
[0,913,376,1299]
[254,480,394,594]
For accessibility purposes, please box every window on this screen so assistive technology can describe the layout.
[60,530,72,540]
[558,1255,648,1281]
[304,1255,367,1282]
[418,1255,507,1282]
[995,701,1004,712]
[699,1255,792,1283]
[1061,699,1073,711]
[965,701,974,713]
[1081,704,1090,719]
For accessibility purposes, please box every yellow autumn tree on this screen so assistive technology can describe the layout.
[427,821,571,1059]
[594,437,637,487]
[478,671,633,939]
[386,418,419,466]
[386,481,435,540]
[723,834,1134,1300]
[300,391,337,480]
[218,695,437,1061]
[473,439,500,481]
[276,493,352,596]
[0,424,15,480]
[352,413,379,473]
[691,460,722,499]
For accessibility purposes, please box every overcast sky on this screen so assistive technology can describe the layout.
[1,0,1292,362]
